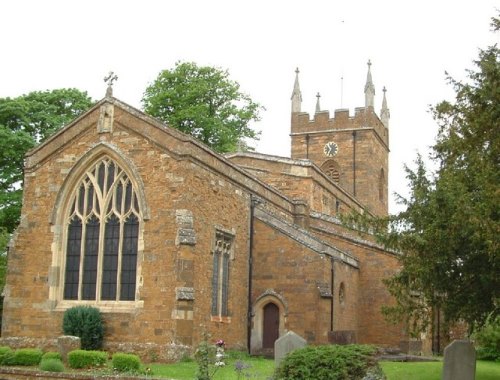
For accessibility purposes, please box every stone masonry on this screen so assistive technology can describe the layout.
[2,64,408,360]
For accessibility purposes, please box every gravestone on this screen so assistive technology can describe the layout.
[274,331,307,366]
[442,340,476,380]
[57,335,81,362]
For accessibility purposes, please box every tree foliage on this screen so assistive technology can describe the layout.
[142,61,263,153]
[346,16,499,334]
[0,89,94,233]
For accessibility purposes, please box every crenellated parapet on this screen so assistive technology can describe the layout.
[291,106,388,149]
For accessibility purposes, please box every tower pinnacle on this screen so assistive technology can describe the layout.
[380,86,390,128]
[291,68,302,113]
[364,60,375,108]
[315,92,321,113]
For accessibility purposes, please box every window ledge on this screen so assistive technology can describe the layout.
[211,315,231,323]
[55,300,144,312]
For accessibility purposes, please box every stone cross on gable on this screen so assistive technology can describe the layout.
[104,71,118,97]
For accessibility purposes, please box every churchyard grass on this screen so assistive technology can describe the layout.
[148,355,274,379]
[380,360,500,380]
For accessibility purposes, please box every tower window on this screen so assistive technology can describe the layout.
[321,160,340,184]
[339,282,346,306]
[379,168,385,203]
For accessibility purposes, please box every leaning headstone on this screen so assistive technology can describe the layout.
[274,331,307,366]
[57,335,81,362]
[442,340,476,380]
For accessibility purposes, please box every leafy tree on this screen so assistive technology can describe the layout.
[0,89,94,233]
[345,16,499,335]
[142,61,263,153]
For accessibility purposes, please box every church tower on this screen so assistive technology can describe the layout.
[290,62,390,216]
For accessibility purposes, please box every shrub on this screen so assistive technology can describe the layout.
[8,348,43,366]
[0,346,14,365]
[67,349,108,369]
[112,352,141,372]
[42,351,62,361]
[39,358,65,372]
[274,344,377,380]
[474,314,500,361]
[62,305,104,350]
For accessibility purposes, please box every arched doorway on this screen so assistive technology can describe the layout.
[263,302,280,349]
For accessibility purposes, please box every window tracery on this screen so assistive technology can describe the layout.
[211,230,233,317]
[321,160,340,184]
[63,157,140,302]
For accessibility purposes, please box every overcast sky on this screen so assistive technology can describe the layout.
[1,0,498,213]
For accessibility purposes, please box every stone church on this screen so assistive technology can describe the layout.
[1,63,407,360]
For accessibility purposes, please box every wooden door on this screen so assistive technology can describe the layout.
[263,302,279,348]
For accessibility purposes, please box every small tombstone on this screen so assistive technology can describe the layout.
[274,331,307,366]
[442,340,476,380]
[57,335,81,362]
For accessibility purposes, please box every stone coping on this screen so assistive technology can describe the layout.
[0,367,162,380]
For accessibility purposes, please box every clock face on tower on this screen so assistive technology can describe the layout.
[323,141,339,157]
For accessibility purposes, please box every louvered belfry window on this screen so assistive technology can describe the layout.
[63,157,140,301]
[321,160,341,184]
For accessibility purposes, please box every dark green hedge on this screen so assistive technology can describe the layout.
[275,344,378,380]
[67,349,108,369]
[112,352,142,372]
[62,306,104,350]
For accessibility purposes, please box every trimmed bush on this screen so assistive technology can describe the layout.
[39,358,65,372]
[42,351,62,361]
[274,344,377,380]
[67,349,108,369]
[0,346,14,365]
[62,306,104,350]
[8,348,43,366]
[112,352,142,372]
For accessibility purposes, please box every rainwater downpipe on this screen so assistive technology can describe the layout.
[247,195,257,353]
[352,131,357,196]
[330,257,335,332]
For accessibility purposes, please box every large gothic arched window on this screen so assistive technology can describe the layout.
[63,157,141,302]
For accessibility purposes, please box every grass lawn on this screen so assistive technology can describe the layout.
[380,360,500,380]
[148,355,275,380]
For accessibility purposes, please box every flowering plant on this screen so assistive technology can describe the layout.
[214,339,225,367]
[195,334,226,379]
[215,339,225,347]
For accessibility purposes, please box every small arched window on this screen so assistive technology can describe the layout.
[378,168,385,203]
[63,157,141,302]
[339,282,346,306]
